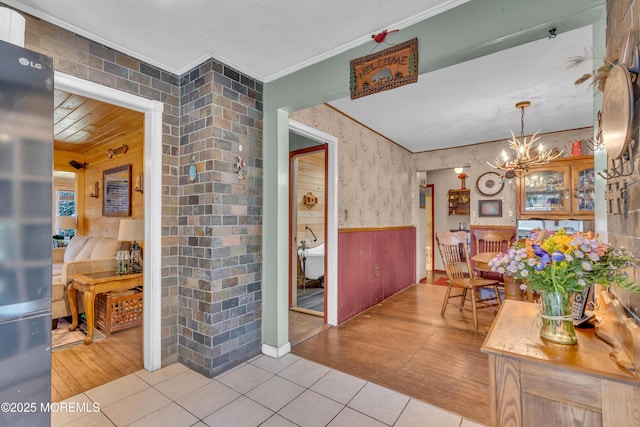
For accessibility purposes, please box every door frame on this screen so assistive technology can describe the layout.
[426,183,435,271]
[289,144,328,319]
[288,120,338,325]
[55,72,164,371]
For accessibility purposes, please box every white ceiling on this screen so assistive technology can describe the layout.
[330,25,594,152]
[3,0,594,153]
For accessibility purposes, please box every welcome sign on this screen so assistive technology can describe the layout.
[349,38,418,100]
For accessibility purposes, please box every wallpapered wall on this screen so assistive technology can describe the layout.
[290,103,594,229]
[290,104,414,228]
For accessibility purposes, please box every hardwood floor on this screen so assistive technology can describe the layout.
[289,309,330,346]
[51,325,143,402]
[292,276,496,426]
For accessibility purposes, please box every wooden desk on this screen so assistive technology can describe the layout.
[68,270,143,344]
[471,252,524,301]
[481,300,639,427]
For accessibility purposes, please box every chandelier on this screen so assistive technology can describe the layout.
[488,101,563,179]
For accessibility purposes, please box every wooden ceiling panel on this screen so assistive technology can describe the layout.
[53,89,144,153]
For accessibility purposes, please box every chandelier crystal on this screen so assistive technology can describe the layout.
[488,101,563,179]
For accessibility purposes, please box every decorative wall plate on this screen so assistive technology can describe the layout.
[601,64,634,160]
[476,171,504,196]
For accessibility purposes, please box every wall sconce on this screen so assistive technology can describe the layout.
[134,173,143,193]
[88,181,99,198]
[106,144,128,159]
[69,160,87,170]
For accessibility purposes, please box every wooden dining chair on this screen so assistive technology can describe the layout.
[473,230,514,281]
[436,231,502,331]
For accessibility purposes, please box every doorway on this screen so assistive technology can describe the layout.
[285,119,338,348]
[50,84,149,401]
[290,146,327,317]
[55,72,163,372]
[424,184,434,272]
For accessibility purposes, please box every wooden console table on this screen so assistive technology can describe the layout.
[481,300,639,427]
[68,271,143,344]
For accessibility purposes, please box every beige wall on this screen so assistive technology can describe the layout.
[290,104,414,228]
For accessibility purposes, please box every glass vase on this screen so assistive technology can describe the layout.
[539,291,577,345]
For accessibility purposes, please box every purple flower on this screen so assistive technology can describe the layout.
[532,244,551,270]
[552,251,565,262]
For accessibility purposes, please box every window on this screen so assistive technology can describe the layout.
[57,190,75,216]
[56,190,76,235]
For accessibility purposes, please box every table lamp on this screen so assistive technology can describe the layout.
[117,218,144,273]
[55,215,76,245]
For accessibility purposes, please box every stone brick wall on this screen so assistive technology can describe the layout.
[178,59,263,377]
[605,0,640,311]
[5,4,263,371]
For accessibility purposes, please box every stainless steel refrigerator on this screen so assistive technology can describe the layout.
[0,39,53,427]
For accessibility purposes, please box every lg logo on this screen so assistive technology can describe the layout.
[18,57,42,69]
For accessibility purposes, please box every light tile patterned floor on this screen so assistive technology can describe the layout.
[51,354,487,427]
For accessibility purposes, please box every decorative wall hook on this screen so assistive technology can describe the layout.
[106,144,128,159]
[586,111,604,152]
[597,140,636,180]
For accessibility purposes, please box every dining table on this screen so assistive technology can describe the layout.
[470,251,524,301]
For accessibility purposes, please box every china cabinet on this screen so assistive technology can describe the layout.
[516,155,594,220]
[448,189,470,215]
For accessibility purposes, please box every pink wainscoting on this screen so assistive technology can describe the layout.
[337,227,416,323]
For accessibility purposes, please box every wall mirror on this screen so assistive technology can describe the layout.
[103,164,131,217]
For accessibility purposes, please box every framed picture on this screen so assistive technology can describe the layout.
[419,185,426,209]
[478,199,502,217]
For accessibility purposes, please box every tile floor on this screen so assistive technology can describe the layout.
[52,354,487,427]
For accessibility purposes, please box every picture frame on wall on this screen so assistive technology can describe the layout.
[419,185,426,209]
[478,199,502,217]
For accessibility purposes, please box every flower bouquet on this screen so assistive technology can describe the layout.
[488,229,639,344]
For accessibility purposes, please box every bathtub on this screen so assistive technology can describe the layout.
[299,243,324,283]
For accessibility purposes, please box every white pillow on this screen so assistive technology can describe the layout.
[91,238,119,258]
[74,238,99,260]
[63,235,89,262]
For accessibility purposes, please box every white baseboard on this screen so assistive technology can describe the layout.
[262,342,291,358]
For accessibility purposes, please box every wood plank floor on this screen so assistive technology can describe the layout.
[51,325,143,402]
[292,276,497,426]
[289,310,330,346]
